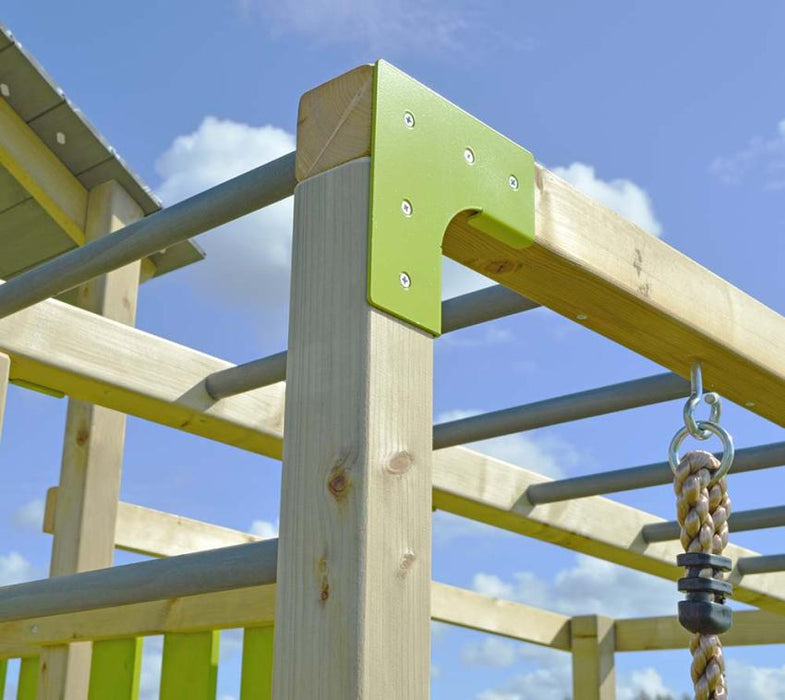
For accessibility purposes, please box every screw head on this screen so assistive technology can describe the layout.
[576,313,588,321]
[508,174,519,190]
[56,131,66,145]
[0,83,9,98]
[745,401,756,408]
[463,147,475,165]
[401,199,413,217]
[399,272,411,288]
[403,111,415,128]
[30,624,38,634]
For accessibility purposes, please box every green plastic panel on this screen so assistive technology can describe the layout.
[160,631,219,700]
[16,657,38,700]
[89,638,142,700]
[0,659,6,697]
[368,60,536,335]
[240,626,274,700]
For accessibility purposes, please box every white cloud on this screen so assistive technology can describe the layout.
[617,668,683,700]
[476,646,571,700]
[472,554,678,618]
[12,498,44,531]
[552,163,662,237]
[249,519,279,539]
[155,117,295,315]
[461,637,519,668]
[0,551,34,586]
[433,510,514,545]
[725,659,785,700]
[710,119,785,190]
[436,409,580,479]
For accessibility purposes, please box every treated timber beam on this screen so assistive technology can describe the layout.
[298,65,785,428]
[0,98,86,244]
[615,609,785,651]
[431,446,785,615]
[571,615,615,700]
[0,292,286,458]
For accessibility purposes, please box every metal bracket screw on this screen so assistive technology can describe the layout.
[401,199,413,217]
[508,175,519,190]
[463,148,475,164]
[403,111,415,128]
[399,272,411,289]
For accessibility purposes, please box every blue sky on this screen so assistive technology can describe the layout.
[2,2,785,698]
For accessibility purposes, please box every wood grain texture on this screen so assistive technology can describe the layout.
[431,582,571,650]
[296,65,373,181]
[41,181,144,700]
[614,609,785,651]
[0,586,277,660]
[298,64,785,427]
[0,288,286,458]
[571,615,615,700]
[44,489,262,557]
[273,159,433,698]
[432,446,785,614]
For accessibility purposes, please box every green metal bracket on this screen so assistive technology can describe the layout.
[368,60,536,335]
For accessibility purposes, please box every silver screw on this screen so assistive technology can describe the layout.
[745,401,756,408]
[403,111,415,128]
[30,624,38,634]
[56,131,66,145]
[576,313,588,321]
[508,175,519,190]
[463,148,475,164]
[401,199,413,216]
[399,272,411,289]
[0,83,9,98]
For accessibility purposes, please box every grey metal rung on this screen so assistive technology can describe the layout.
[0,538,278,623]
[642,505,785,543]
[433,372,689,450]
[737,554,785,576]
[0,152,297,319]
[527,441,785,504]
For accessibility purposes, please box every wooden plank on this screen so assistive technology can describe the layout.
[160,631,219,700]
[571,615,615,700]
[87,638,142,700]
[273,159,433,698]
[0,290,286,458]
[298,65,785,428]
[431,581,571,650]
[44,488,262,557]
[0,586,277,660]
[0,352,8,441]
[0,98,86,244]
[41,180,143,700]
[17,657,38,700]
[241,627,274,700]
[615,609,785,651]
[432,446,785,615]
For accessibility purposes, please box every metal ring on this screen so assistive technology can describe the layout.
[683,392,721,439]
[668,420,734,486]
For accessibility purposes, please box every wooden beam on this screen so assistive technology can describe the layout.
[0,98,86,245]
[273,159,433,698]
[431,581,570,650]
[297,65,785,428]
[40,180,143,700]
[44,488,262,557]
[615,609,785,651]
[0,287,286,459]
[571,615,615,700]
[432,446,785,615]
[0,352,8,441]
[0,585,277,660]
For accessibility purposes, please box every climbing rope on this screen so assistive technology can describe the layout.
[668,364,735,700]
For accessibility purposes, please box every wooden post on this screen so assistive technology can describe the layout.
[39,180,143,699]
[272,158,433,698]
[571,615,616,700]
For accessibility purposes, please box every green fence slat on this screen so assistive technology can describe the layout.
[160,631,219,700]
[240,626,274,700]
[0,659,6,697]
[17,657,39,700]
[89,638,142,700]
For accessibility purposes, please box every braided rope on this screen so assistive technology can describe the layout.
[673,450,732,700]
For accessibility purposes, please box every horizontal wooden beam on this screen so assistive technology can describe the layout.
[0,294,286,457]
[299,65,785,428]
[432,446,785,615]
[615,609,785,651]
[0,98,86,245]
[44,488,261,557]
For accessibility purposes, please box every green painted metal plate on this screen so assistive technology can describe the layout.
[368,60,535,335]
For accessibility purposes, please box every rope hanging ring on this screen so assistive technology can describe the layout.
[669,420,735,487]
[683,391,721,439]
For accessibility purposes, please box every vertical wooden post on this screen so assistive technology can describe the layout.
[272,158,433,698]
[39,181,143,699]
[571,615,616,700]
